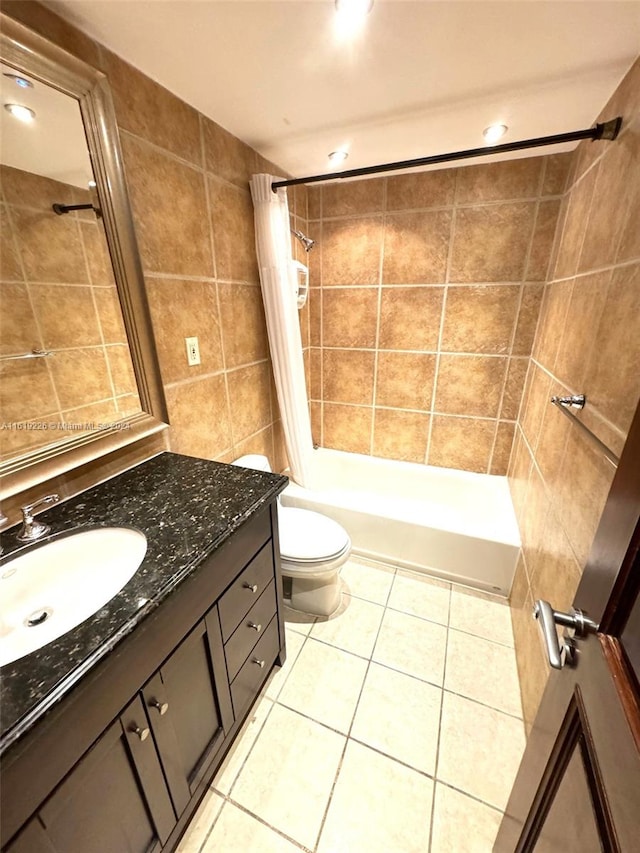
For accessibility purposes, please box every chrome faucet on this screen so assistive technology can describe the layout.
[17,494,60,543]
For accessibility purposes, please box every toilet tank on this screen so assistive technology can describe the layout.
[232,454,272,473]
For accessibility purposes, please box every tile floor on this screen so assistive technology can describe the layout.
[177,557,526,853]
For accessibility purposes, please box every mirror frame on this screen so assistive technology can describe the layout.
[0,14,169,499]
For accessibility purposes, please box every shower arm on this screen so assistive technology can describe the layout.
[291,228,315,252]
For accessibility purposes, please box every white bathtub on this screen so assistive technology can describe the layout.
[282,448,521,596]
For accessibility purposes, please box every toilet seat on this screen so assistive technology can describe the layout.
[278,506,351,576]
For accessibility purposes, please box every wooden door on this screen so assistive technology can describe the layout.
[5,695,176,853]
[495,408,640,851]
[142,611,232,816]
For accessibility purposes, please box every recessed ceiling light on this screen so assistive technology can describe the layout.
[4,103,36,122]
[335,0,374,16]
[3,73,33,89]
[328,150,349,165]
[483,124,508,143]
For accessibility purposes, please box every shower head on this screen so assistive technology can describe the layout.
[291,228,315,252]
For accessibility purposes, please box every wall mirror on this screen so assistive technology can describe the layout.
[0,14,168,499]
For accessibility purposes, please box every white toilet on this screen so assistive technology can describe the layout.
[233,455,351,617]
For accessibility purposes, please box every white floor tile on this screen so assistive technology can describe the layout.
[445,629,523,718]
[265,630,306,700]
[201,802,301,852]
[213,695,274,795]
[373,608,447,685]
[351,663,442,775]
[317,740,433,853]
[437,692,526,812]
[231,704,345,849]
[277,638,368,734]
[430,783,503,853]
[449,588,514,647]
[340,558,395,605]
[310,594,384,658]
[283,605,317,635]
[387,570,451,625]
[175,789,224,853]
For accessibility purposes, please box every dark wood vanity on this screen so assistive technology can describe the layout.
[0,456,287,853]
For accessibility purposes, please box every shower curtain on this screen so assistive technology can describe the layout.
[250,174,313,486]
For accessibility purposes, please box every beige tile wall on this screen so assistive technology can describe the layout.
[2,2,289,513]
[508,56,640,731]
[0,165,138,459]
[306,154,567,473]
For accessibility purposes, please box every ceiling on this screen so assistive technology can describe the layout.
[1,62,94,188]
[47,1,640,178]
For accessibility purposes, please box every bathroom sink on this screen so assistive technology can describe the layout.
[0,527,147,667]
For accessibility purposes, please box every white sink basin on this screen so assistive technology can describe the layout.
[0,527,147,667]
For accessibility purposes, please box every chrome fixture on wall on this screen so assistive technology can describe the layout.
[549,394,619,467]
[551,394,585,410]
[291,228,315,252]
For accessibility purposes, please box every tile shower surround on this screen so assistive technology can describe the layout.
[305,153,568,474]
[508,56,640,730]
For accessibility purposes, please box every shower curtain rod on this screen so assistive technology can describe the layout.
[271,116,622,190]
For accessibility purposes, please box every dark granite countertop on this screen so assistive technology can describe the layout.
[0,452,287,755]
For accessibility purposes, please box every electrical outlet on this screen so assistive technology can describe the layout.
[185,336,201,366]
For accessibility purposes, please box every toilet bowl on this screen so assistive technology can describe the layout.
[232,455,351,617]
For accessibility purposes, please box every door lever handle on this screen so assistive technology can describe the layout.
[533,600,598,670]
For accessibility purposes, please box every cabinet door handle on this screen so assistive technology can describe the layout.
[130,724,150,741]
[248,621,262,632]
[252,658,265,668]
[149,699,169,715]
[243,582,258,593]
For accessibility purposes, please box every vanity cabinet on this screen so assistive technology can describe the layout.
[6,695,175,853]
[141,612,232,816]
[1,503,286,853]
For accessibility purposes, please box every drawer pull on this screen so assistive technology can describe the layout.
[130,724,150,741]
[248,621,262,632]
[243,582,259,593]
[252,658,265,668]
[149,699,169,715]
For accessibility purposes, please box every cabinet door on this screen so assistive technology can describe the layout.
[32,695,175,853]
[142,614,232,815]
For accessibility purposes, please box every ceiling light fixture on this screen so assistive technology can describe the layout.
[483,124,508,143]
[328,150,349,165]
[4,103,35,122]
[3,73,33,89]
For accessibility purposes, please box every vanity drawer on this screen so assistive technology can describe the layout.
[218,542,274,641]
[230,617,279,718]
[224,581,277,682]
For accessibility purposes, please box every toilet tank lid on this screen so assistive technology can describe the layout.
[232,454,272,473]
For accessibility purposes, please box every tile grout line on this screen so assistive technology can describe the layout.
[368,177,387,456]
[221,796,312,852]
[427,583,452,853]
[425,168,458,465]
[311,565,396,852]
[193,566,522,850]
[193,630,313,851]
